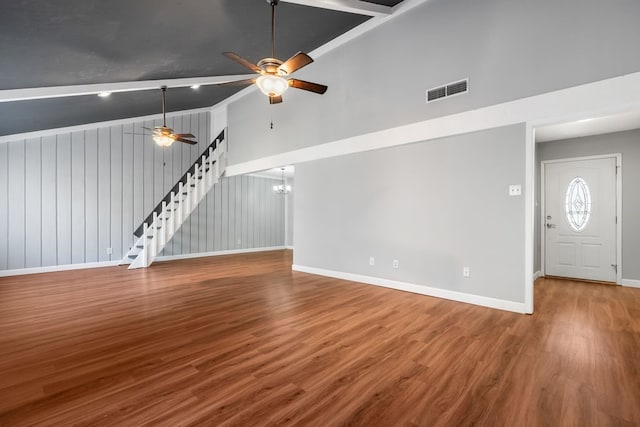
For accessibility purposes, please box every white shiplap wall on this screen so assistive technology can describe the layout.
[0,111,285,271]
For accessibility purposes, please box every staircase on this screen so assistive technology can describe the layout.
[121,130,227,269]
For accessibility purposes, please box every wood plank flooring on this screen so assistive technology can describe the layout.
[1,250,639,426]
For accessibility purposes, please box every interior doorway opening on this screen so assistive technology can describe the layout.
[533,110,640,289]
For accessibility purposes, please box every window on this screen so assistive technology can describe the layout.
[565,177,591,232]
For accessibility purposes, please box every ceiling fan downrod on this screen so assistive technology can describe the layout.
[269,0,278,59]
[161,85,167,127]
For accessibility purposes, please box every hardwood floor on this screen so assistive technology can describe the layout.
[1,250,639,426]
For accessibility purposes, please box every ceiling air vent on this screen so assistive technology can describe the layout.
[426,78,469,103]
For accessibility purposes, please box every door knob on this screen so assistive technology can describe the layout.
[546,223,556,229]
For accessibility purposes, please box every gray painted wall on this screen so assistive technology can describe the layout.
[163,174,285,257]
[535,129,640,281]
[294,124,526,303]
[228,0,640,166]
[0,111,285,271]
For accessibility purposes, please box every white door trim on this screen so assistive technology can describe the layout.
[540,153,622,284]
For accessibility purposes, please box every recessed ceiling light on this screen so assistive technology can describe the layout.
[97,92,111,98]
[190,84,201,89]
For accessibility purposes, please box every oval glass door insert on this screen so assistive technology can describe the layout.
[565,177,591,232]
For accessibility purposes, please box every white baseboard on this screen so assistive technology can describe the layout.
[0,247,288,277]
[285,245,294,250]
[155,246,286,262]
[0,260,121,277]
[292,264,527,314]
[622,278,640,288]
[533,270,542,281]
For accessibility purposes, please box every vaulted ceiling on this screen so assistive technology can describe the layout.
[0,0,403,136]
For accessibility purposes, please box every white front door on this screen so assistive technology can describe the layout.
[544,157,617,282]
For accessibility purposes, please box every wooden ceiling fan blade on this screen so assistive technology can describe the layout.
[278,52,313,75]
[218,78,256,87]
[175,137,198,145]
[269,95,283,104]
[223,52,261,74]
[288,79,328,94]
[175,133,195,138]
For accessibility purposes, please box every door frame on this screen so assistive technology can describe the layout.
[540,153,622,284]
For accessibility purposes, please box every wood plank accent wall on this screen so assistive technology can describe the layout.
[0,112,285,270]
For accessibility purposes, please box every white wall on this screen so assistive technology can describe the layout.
[535,129,640,281]
[227,0,640,166]
[294,124,527,308]
[0,111,285,271]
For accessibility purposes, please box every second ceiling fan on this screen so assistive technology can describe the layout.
[146,86,197,147]
[222,0,328,104]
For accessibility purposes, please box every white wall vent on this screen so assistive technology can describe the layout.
[426,78,469,103]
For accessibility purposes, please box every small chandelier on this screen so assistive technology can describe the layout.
[273,167,291,194]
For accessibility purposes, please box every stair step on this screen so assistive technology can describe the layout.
[147,235,153,239]
[128,255,137,259]
[136,245,143,249]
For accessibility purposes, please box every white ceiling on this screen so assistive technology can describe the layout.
[536,110,640,142]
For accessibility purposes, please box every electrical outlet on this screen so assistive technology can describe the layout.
[463,266,470,278]
[369,256,375,266]
[393,259,399,269]
[106,247,112,255]
[508,184,522,196]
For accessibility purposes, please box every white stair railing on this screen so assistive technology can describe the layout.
[121,136,226,269]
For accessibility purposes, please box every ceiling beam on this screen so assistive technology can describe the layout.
[0,74,256,103]
[280,0,392,17]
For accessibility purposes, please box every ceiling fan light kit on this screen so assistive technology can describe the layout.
[256,75,289,97]
[153,129,178,148]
